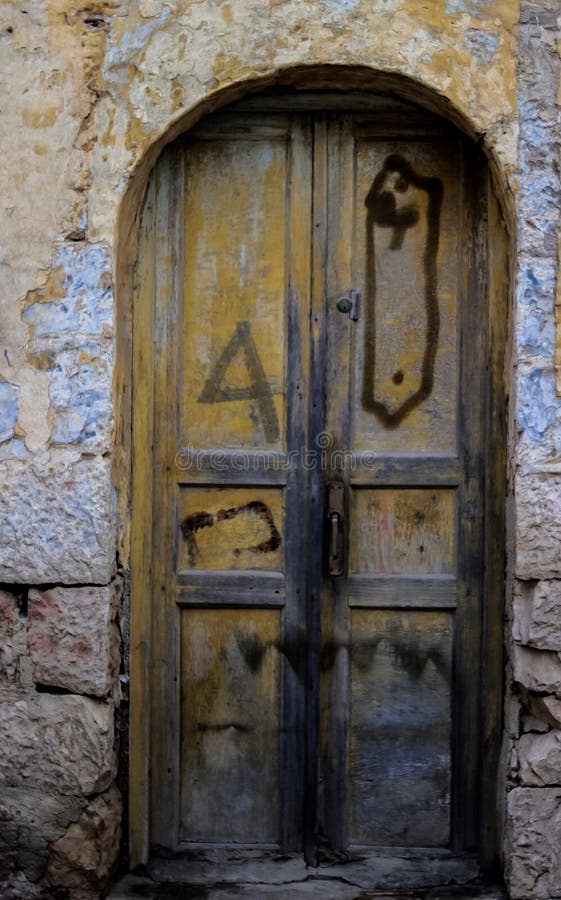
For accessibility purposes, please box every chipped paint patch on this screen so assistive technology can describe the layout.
[0,383,19,443]
[22,245,112,341]
[446,0,507,15]
[446,0,468,13]
[0,438,29,461]
[517,262,557,358]
[50,344,112,447]
[322,0,360,12]
[103,6,171,80]
[518,366,561,449]
[21,244,114,450]
[464,29,499,64]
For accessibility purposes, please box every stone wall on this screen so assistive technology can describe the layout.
[0,586,122,897]
[0,0,560,897]
[503,4,561,898]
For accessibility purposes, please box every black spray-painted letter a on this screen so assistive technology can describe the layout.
[198,320,280,442]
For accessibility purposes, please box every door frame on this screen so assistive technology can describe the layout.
[126,82,509,874]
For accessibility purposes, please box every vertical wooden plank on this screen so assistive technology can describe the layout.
[320,115,354,853]
[280,114,312,850]
[452,143,488,853]
[149,144,184,849]
[130,173,156,866]
[304,114,329,866]
[479,181,508,868]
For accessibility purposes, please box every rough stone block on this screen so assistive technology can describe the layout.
[505,787,561,899]
[530,695,561,728]
[0,872,41,899]
[521,714,549,734]
[28,585,120,696]
[514,579,561,651]
[515,475,561,579]
[0,786,85,882]
[0,590,28,691]
[512,644,561,696]
[517,730,561,786]
[49,343,113,450]
[0,455,116,584]
[516,259,556,360]
[516,363,561,468]
[0,695,116,796]
[47,782,121,891]
[506,696,523,738]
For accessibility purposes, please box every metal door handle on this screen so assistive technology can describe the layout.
[327,481,345,576]
[330,512,341,560]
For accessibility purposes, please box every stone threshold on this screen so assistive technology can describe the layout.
[106,874,507,900]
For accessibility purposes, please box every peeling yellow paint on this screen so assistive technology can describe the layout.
[171,77,183,113]
[23,107,59,128]
[22,266,66,308]
[28,351,55,371]
[212,51,245,81]
[79,350,104,372]
[101,106,117,147]
[124,105,147,153]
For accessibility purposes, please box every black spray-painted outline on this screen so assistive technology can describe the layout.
[181,499,281,567]
[362,155,443,428]
[198,320,280,442]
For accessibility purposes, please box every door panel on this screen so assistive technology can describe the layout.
[349,609,452,847]
[136,99,501,882]
[181,127,289,451]
[352,139,460,455]
[178,487,284,572]
[349,488,456,575]
[180,608,281,842]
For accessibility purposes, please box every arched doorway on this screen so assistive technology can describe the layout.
[129,85,508,888]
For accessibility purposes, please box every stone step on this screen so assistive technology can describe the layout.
[106,873,507,900]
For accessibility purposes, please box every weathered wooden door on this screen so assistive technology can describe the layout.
[132,94,505,883]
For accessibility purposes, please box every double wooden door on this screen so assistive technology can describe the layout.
[133,95,504,882]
